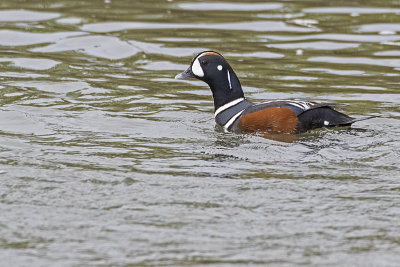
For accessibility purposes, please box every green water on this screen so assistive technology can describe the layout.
[0,0,399,265]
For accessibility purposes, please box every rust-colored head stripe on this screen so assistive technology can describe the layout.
[201,51,222,57]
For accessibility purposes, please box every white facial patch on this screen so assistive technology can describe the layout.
[217,65,223,71]
[324,121,329,126]
[191,57,204,77]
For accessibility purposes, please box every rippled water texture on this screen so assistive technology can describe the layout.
[1,0,399,266]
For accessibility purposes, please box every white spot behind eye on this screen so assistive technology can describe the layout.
[192,58,204,77]
[217,65,223,71]
[324,121,329,126]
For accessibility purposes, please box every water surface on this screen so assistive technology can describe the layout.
[0,0,399,266]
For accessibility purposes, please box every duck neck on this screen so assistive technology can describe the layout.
[206,67,246,111]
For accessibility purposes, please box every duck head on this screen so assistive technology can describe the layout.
[175,51,245,110]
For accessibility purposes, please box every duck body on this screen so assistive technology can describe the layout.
[176,51,373,134]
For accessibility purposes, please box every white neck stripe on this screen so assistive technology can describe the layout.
[227,69,232,89]
[214,98,245,117]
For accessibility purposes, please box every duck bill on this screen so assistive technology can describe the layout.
[175,67,195,79]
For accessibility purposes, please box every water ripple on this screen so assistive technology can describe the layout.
[178,2,283,11]
[0,30,83,46]
[1,1,400,266]
[308,56,400,68]
[0,9,60,22]
[0,58,60,70]
[81,21,318,33]
[31,35,140,60]
[267,41,359,50]
[304,7,400,14]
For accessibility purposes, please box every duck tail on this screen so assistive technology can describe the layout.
[347,115,378,125]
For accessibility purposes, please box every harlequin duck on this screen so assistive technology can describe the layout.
[175,51,374,134]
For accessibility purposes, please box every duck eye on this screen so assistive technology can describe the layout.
[200,59,208,65]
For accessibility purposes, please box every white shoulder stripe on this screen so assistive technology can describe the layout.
[257,100,315,111]
[214,98,244,117]
[289,102,309,110]
[223,110,245,132]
